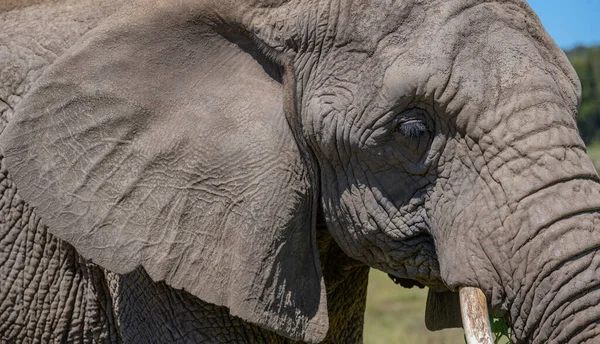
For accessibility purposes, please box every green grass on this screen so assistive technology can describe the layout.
[364,270,464,344]
[586,141,600,172]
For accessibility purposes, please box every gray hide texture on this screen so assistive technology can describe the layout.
[3,0,600,343]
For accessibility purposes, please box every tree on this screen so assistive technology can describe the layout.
[567,46,600,144]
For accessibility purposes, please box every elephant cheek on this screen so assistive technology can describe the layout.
[319,176,445,290]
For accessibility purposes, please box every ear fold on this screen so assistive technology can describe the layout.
[425,290,462,331]
[1,4,327,342]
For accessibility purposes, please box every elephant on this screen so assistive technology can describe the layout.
[1,0,598,343]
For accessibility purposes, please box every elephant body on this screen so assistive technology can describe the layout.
[2,200,367,343]
[2,0,600,343]
[1,170,367,343]
[1,203,366,343]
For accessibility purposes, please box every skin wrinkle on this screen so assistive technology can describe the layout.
[367,174,413,233]
[576,325,600,344]
[505,134,584,170]
[431,133,510,289]
[511,226,600,340]
[360,164,401,242]
[540,260,600,340]
[525,33,579,116]
[373,176,429,238]
[311,3,332,66]
[490,103,578,154]
[332,144,440,284]
[0,3,109,108]
[446,9,550,128]
[477,237,508,308]
[521,220,598,297]
[336,174,365,260]
[564,312,600,344]
[447,136,507,227]
[0,184,118,341]
[510,203,600,261]
[0,98,14,115]
[473,151,510,220]
[532,258,600,341]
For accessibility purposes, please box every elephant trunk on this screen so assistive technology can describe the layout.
[478,103,600,342]
[440,178,600,343]
[430,99,600,342]
[460,178,600,343]
[506,197,600,343]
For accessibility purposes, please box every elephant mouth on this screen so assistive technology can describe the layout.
[385,232,448,291]
[387,273,448,292]
[387,274,426,288]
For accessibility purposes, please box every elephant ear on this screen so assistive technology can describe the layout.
[425,290,462,331]
[1,4,327,342]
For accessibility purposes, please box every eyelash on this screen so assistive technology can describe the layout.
[395,120,428,138]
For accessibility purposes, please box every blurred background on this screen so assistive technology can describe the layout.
[363,1,600,343]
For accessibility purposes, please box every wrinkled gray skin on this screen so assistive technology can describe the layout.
[1,0,598,343]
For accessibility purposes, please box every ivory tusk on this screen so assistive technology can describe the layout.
[459,287,494,344]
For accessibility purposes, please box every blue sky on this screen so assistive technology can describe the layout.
[526,0,600,49]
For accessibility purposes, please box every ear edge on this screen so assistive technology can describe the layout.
[425,290,463,331]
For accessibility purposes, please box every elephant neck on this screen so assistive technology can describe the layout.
[315,215,370,343]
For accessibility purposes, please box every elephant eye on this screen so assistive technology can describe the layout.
[396,119,428,138]
[391,109,433,158]
[392,108,432,138]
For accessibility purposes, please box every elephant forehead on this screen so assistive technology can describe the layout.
[384,2,575,127]
[300,0,577,159]
[324,0,531,51]
[304,0,536,115]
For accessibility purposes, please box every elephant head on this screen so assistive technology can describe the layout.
[2,0,597,342]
